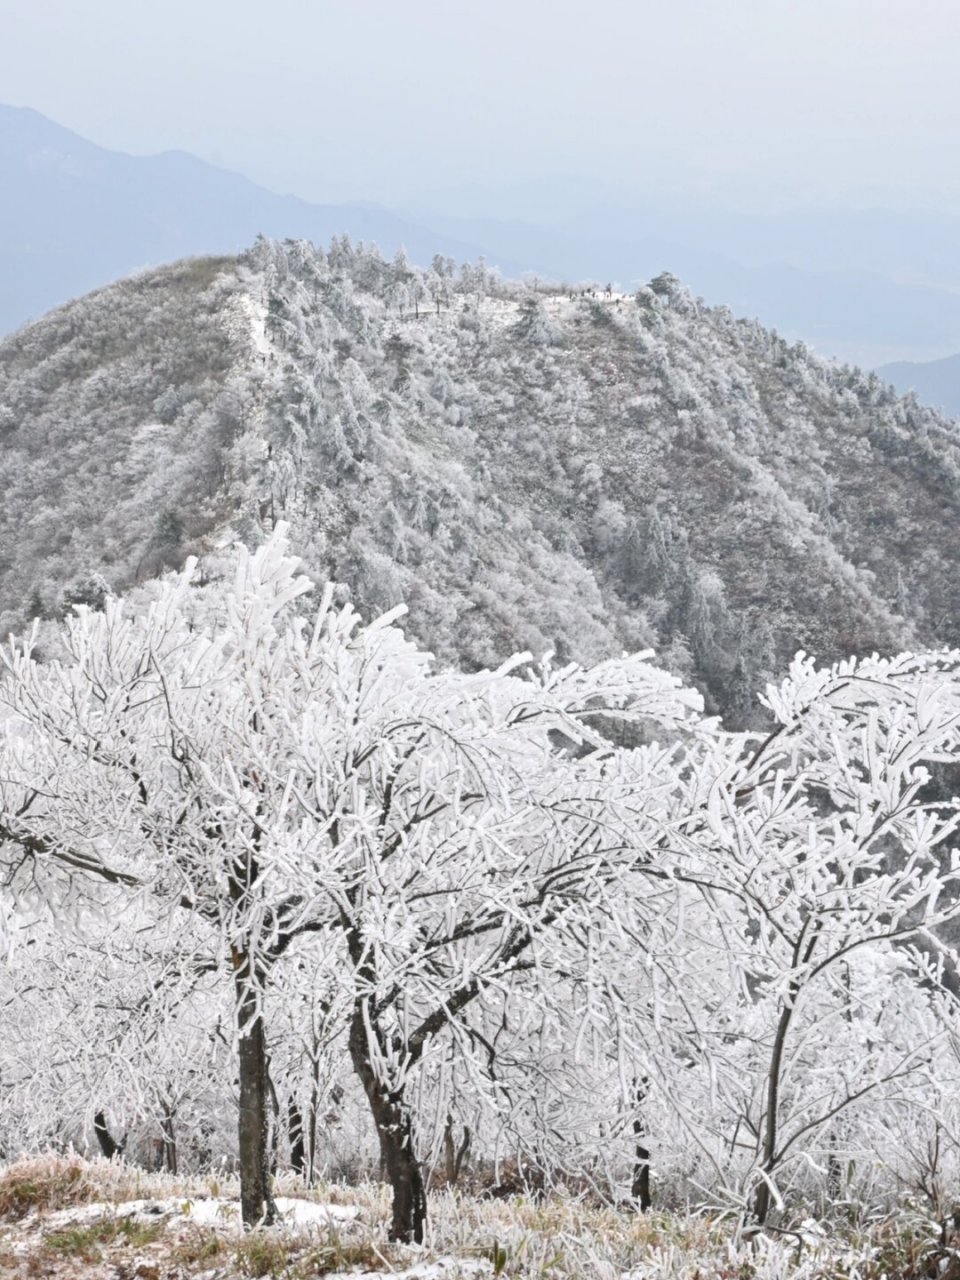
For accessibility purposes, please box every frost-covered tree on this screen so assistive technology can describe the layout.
[6,526,960,1239]
[1,904,231,1170]
[613,650,960,1220]
[0,527,700,1239]
[282,620,698,1239]
[1,533,344,1223]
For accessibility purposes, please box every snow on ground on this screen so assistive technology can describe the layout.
[235,288,273,360]
[11,1192,359,1235]
[186,1193,359,1228]
[1,1188,494,1280]
[218,284,278,374]
[449,289,631,334]
[321,1262,491,1280]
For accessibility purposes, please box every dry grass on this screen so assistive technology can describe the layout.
[43,1215,164,1260]
[170,1218,398,1278]
[0,1152,238,1221]
[1,1154,959,1279]
[0,1154,131,1219]
[234,1233,393,1278]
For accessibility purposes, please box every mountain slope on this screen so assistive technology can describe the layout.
[4,239,960,723]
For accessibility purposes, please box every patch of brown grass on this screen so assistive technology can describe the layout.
[168,1226,227,1268]
[168,1220,397,1279]
[0,1156,93,1220]
[841,1218,960,1280]
[0,1154,200,1224]
[40,1215,163,1263]
[233,1232,395,1279]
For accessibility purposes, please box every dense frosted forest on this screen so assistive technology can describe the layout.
[4,236,960,721]
[5,240,960,1275]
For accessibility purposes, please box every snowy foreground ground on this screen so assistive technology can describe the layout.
[0,1156,957,1279]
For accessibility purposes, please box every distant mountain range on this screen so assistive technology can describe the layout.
[877,351,960,419]
[0,104,503,335]
[6,104,960,371]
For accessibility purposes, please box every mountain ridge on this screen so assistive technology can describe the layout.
[3,239,960,724]
[8,105,960,367]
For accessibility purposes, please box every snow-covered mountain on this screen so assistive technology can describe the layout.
[8,106,960,367]
[408,200,960,368]
[4,238,960,723]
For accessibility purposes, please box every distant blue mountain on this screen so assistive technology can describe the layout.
[0,105,503,334]
[877,351,960,419]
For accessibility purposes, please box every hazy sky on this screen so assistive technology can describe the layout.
[3,0,960,208]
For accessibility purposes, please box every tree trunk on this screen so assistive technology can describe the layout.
[826,1133,842,1203]
[754,996,797,1224]
[161,1099,178,1175]
[443,1115,456,1184]
[93,1110,121,1159]
[443,1114,469,1186]
[234,954,276,1227]
[307,1067,319,1186]
[632,1138,651,1211]
[378,1106,426,1243]
[288,1098,306,1176]
[631,1078,652,1210]
[349,1008,427,1244]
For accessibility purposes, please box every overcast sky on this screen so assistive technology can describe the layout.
[3,0,959,209]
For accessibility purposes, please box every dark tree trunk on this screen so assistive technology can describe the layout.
[288,1098,306,1176]
[307,1065,320,1186]
[826,1135,842,1202]
[349,1008,427,1244]
[443,1115,456,1185]
[754,1174,772,1225]
[379,1106,426,1244]
[754,995,797,1225]
[631,1078,652,1210]
[632,1135,652,1210]
[93,1110,121,1159]
[234,953,276,1227]
[632,1120,652,1210]
[160,1099,177,1175]
[443,1114,470,1186]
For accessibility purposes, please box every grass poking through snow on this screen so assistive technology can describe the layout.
[2,1155,960,1278]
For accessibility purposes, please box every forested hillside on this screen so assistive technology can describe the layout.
[9,240,960,1260]
[4,235,960,721]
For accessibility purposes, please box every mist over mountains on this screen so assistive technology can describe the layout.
[407,195,960,368]
[4,238,960,726]
[878,351,960,419]
[0,104,497,336]
[6,105,960,375]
